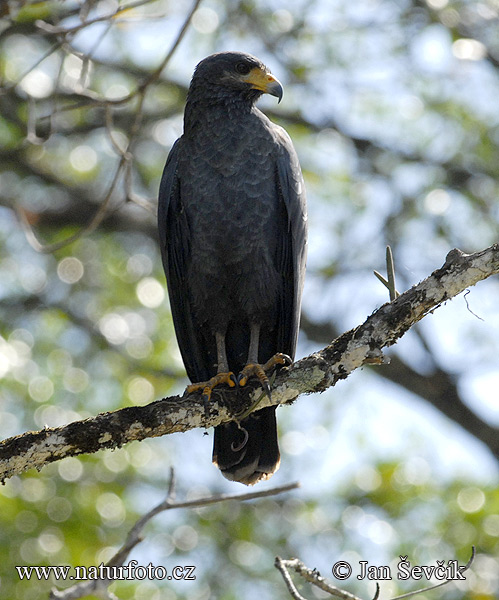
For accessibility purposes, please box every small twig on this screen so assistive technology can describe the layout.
[0,41,63,94]
[463,289,484,321]
[50,580,118,599]
[388,546,476,600]
[79,21,113,87]
[385,245,399,301]
[374,245,400,301]
[35,0,156,35]
[105,104,130,156]
[141,0,203,89]
[166,465,176,500]
[110,476,297,572]
[48,51,67,140]
[51,477,299,600]
[45,0,202,115]
[26,95,44,145]
[113,466,178,564]
[126,188,157,214]
[20,0,202,255]
[275,558,363,600]
[275,557,308,600]
[277,548,476,600]
[17,157,126,253]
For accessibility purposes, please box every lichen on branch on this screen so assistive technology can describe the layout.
[1,244,498,483]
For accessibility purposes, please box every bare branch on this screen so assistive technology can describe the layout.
[374,245,400,301]
[300,312,499,461]
[18,0,202,254]
[17,157,125,253]
[388,547,475,600]
[50,475,299,600]
[141,0,204,88]
[276,548,475,600]
[275,557,309,600]
[275,557,363,600]
[0,245,498,481]
[35,0,158,36]
[0,40,63,93]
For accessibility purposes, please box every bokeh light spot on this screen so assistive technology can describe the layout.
[281,430,306,455]
[15,510,38,533]
[272,9,294,33]
[457,487,485,513]
[127,376,155,405]
[57,256,84,284]
[28,375,54,403]
[96,493,126,527]
[424,188,451,215]
[38,529,64,555]
[192,7,219,34]
[69,145,98,172]
[230,540,263,567]
[99,313,130,344]
[136,277,165,308]
[63,367,89,393]
[58,457,84,482]
[452,38,486,61]
[483,514,499,537]
[20,70,54,98]
[172,525,198,551]
[47,497,73,523]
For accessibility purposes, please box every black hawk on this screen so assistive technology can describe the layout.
[158,52,307,485]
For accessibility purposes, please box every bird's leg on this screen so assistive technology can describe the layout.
[185,332,236,401]
[238,324,292,399]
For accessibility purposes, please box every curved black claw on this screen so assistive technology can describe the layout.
[263,352,292,370]
[261,378,271,400]
[237,363,272,404]
[202,394,210,419]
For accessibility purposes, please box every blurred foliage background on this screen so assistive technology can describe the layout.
[0,0,498,599]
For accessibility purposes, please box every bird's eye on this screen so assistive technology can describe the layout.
[235,62,251,75]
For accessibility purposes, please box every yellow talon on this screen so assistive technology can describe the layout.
[237,353,292,398]
[185,372,236,401]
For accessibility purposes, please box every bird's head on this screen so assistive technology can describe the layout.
[189,52,283,104]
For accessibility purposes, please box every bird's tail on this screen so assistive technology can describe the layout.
[212,406,280,485]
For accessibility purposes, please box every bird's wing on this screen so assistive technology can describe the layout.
[274,127,308,358]
[158,139,213,382]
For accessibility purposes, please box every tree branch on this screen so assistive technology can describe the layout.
[50,469,299,599]
[1,245,498,482]
[14,0,202,254]
[300,310,499,462]
[275,548,475,600]
[275,557,366,600]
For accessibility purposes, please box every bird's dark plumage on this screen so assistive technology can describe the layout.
[158,52,307,485]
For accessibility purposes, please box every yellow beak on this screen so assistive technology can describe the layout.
[243,67,283,102]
